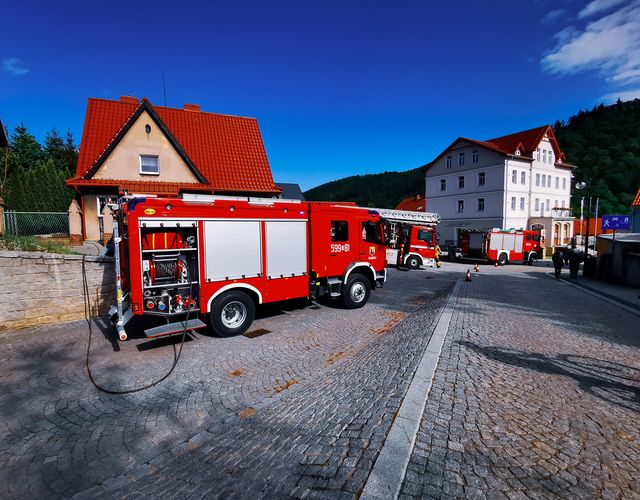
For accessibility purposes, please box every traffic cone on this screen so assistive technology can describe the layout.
[494,262,498,267]
[465,269,472,282]
[474,263,480,272]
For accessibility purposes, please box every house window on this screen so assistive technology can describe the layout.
[512,170,517,183]
[511,197,516,210]
[548,175,552,186]
[535,198,540,211]
[543,150,547,163]
[562,178,566,190]
[546,199,550,213]
[457,200,464,213]
[549,152,554,164]
[458,176,465,188]
[330,221,348,242]
[542,175,546,188]
[472,150,479,163]
[554,200,558,209]
[561,200,565,208]
[440,179,446,191]
[458,152,465,166]
[536,149,540,161]
[536,173,540,186]
[97,196,118,217]
[521,171,526,185]
[446,156,452,168]
[541,200,545,213]
[555,176,559,189]
[140,155,159,175]
[478,172,485,186]
[477,198,485,211]
[520,197,525,210]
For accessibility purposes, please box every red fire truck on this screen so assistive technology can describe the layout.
[109,194,387,340]
[373,208,440,269]
[458,228,543,265]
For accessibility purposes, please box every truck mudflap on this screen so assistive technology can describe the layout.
[375,269,387,287]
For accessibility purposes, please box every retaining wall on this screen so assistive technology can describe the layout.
[0,251,115,331]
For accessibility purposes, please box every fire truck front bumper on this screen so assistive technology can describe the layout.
[375,269,387,287]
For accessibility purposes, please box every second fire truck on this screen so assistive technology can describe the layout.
[458,228,543,265]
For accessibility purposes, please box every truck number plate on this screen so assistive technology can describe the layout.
[331,243,350,253]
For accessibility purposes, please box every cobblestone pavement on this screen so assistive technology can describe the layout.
[401,264,640,499]
[0,267,454,499]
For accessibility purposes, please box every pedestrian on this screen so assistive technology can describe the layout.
[552,248,564,278]
[568,249,583,279]
[435,244,442,268]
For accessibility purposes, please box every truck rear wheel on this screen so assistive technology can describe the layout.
[498,253,508,266]
[406,255,421,269]
[210,291,255,337]
[342,273,370,309]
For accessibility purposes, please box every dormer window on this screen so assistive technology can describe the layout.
[515,149,521,156]
[140,155,159,175]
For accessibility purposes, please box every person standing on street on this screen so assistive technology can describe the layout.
[552,248,564,278]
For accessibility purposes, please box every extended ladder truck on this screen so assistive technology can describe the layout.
[372,208,441,269]
[108,194,388,340]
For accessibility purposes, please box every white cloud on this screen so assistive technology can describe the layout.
[578,0,628,18]
[601,88,640,101]
[541,9,568,24]
[2,57,29,76]
[541,1,640,83]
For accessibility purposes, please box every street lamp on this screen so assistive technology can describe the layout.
[574,181,590,257]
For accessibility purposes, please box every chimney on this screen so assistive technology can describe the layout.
[120,96,139,104]
[184,103,200,112]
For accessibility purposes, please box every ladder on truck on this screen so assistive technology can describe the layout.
[371,208,440,225]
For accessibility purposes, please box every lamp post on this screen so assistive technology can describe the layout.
[575,181,589,256]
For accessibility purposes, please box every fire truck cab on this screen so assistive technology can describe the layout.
[109,195,387,340]
[372,208,441,269]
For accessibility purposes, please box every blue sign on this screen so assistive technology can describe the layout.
[601,215,630,230]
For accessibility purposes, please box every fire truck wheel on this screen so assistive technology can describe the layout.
[343,273,371,309]
[406,256,421,269]
[498,253,508,266]
[210,291,255,337]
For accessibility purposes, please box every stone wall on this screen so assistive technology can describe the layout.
[0,251,115,331]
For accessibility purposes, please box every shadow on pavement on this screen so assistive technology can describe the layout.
[458,341,640,413]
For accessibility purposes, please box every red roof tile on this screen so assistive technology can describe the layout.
[485,125,566,162]
[395,195,425,212]
[67,177,215,196]
[73,97,279,194]
[632,187,640,207]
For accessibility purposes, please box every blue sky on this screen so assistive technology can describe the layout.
[1,0,639,190]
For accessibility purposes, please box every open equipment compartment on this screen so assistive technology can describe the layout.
[139,220,200,315]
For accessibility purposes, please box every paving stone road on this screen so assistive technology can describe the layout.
[400,265,640,499]
[1,262,638,499]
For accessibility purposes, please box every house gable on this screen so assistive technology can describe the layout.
[92,109,200,184]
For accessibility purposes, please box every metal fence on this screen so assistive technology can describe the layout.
[3,211,69,237]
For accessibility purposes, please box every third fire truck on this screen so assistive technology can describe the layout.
[373,208,441,269]
[458,228,543,265]
[109,194,387,340]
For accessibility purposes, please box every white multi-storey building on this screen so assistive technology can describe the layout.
[424,125,575,251]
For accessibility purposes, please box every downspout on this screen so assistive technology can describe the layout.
[502,158,508,229]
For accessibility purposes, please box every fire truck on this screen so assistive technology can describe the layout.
[108,194,387,340]
[458,228,543,265]
[373,208,440,269]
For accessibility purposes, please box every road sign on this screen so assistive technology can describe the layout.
[601,215,630,230]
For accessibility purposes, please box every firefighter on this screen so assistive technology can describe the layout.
[435,243,442,268]
[568,248,584,279]
[551,248,563,278]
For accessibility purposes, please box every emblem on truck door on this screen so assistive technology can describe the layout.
[369,246,376,256]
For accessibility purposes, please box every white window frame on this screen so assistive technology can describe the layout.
[510,197,516,211]
[477,198,485,212]
[457,200,464,213]
[458,176,465,189]
[478,172,485,186]
[536,173,540,187]
[546,199,550,213]
[446,156,452,168]
[511,170,517,184]
[562,178,567,190]
[458,152,465,166]
[520,197,525,211]
[440,179,446,191]
[535,198,540,211]
[543,150,547,163]
[140,154,160,175]
[521,171,526,185]
[555,176,559,189]
[542,175,546,188]
[472,150,479,163]
[97,195,118,218]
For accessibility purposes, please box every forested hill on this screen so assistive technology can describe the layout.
[305,99,640,214]
[554,99,640,215]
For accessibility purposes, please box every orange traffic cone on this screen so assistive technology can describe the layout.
[465,269,472,282]
[494,261,498,267]
[474,263,480,272]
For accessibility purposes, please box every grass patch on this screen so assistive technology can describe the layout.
[0,236,76,255]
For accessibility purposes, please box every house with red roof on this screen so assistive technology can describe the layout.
[395,195,425,212]
[424,125,576,252]
[66,96,280,241]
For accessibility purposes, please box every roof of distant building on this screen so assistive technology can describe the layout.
[67,97,279,195]
[276,182,305,200]
[395,195,425,212]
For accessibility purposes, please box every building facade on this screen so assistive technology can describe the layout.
[424,125,575,251]
[67,97,280,241]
